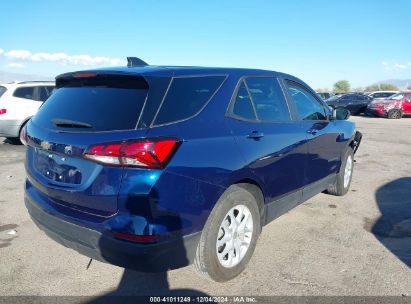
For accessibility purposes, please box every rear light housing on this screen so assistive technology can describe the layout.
[20,125,28,146]
[0,108,6,115]
[83,138,180,169]
[72,72,97,78]
[113,231,159,243]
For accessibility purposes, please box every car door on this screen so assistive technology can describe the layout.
[403,94,411,114]
[341,94,359,113]
[284,80,342,197]
[349,95,369,114]
[226,76,307,204]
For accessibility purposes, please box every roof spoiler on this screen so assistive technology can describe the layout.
[127,57,149,67]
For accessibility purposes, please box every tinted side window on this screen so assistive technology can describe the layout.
[39,87,49,102]
[286,82,327,120]
[13,87,35,100]
[46,86,55,95]
[153,76,226,126]
[0,86,7,98]
[232,81,256,120]
[245,77,290,121]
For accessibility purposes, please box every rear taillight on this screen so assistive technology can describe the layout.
[113,232,159,242]
[20,125,28,146]
[83,138,180,169]
[0,108,6,115]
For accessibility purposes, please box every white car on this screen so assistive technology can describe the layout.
[0,81,55,142]
[367,91,398,100]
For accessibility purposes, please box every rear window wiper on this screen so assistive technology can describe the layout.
[52,118,92,128]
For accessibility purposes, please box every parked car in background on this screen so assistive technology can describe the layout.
[367,91,398,100]
[0,81,55,143]
[317,92,332,100]
[23,61,361,282]
[366,92,411,119]
[326,93,373,115]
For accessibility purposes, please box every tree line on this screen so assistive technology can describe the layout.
[317,80,411,93]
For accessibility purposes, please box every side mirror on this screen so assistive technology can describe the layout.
[332,107,350,120]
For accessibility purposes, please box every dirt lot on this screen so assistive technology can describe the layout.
[0,116,410,298]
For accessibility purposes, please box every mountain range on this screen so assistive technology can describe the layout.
[0,70,54,84]
[375,79,411,89]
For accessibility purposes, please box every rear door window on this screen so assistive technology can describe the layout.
[245,77,290,121]
[232,81,257,120]
[45,86,55,96]
[0,86,7,98]
[153,75,226,126]
[13,86,36,100]
[33,76,148,132]
[38,86,54,102]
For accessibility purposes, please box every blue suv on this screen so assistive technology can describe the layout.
[23,60,361,282]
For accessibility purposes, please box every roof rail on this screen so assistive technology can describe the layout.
[127,57,149,67]
[17,80,55,84]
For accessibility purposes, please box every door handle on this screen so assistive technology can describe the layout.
[247,131,264,140]
[307,129,318,136]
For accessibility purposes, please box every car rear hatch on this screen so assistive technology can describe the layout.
[25,72,159,217]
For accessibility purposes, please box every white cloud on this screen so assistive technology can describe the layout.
[0,48,4,56]
[6,62,25,68]
[5,50,32,60]
[382,61,411,71]
[2,48,126,67]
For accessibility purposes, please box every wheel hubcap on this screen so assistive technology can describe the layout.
[344,155,353,188]
[216,205,253,268]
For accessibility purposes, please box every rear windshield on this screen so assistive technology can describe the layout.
[0,86,6,98]
[153,75,227,126]
[32,74,226,131]
[33,85,148,132]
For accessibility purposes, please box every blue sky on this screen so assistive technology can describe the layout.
[0,0,410,89]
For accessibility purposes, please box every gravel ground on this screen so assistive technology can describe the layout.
[0,116,410,299]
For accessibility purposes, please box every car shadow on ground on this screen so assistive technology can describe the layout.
[1,137,21,145]
[369,177,411,267]
[84,268,209,303]
[84,187,209,303]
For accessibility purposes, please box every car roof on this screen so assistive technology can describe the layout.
[56,65,301,81]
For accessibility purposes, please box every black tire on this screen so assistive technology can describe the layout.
[327,148,354,196]
[193,184,261,282]
[5,137,21,145]
[387,109,402,119]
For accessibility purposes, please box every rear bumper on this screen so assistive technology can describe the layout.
[25,193,201,272]
[0,119,23,137]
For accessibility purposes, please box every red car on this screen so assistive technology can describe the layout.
[366,92,411,119]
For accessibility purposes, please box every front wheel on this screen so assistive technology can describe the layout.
[387,109,402,119]
[193,184,261,282]
[327,148,354,196]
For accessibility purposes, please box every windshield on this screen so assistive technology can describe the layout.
[0,86,7,98]
[389,93,404,100]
